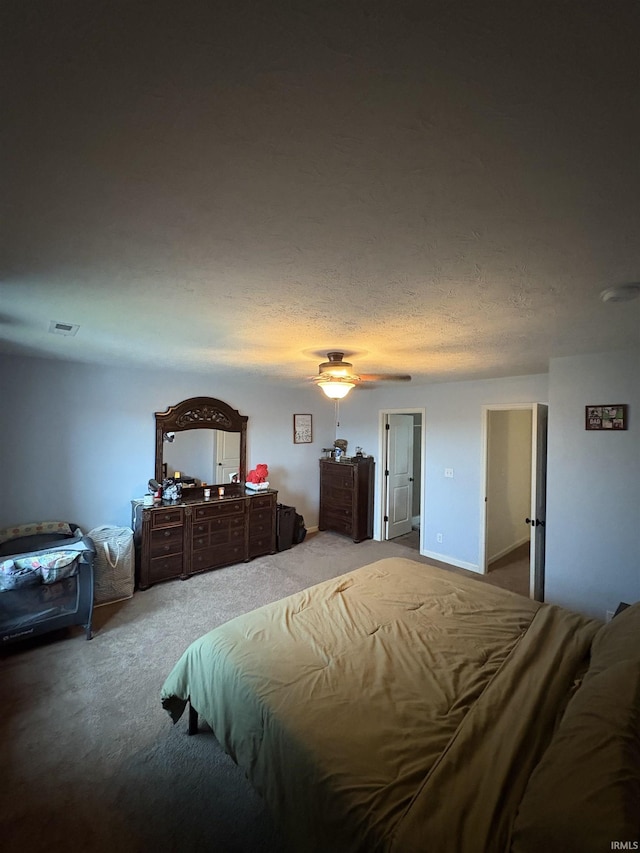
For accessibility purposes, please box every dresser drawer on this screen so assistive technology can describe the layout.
[151,507,184,528]
[193,513,244,548]
[249,494,275,511]
[249,535,272,558]
[149,553,183,581]
[210,514,245,531]
[190,547,216,573]
[210,525,245,547]
[192,532,209,550]
[250,507,273,524]
[322,487,354,511]
[194,501,244,520]
[323,513,353,536]
[321,465,354,487]
[150,526,183,557]
[215,543,247,566]
[325,505,353,522]
[249,516,272,539]
[192,543,245,573]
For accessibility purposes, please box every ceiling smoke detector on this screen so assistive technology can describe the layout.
[49,320,80,336]
[600,284,640,303]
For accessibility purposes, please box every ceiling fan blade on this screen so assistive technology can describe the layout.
[359,374,412,382]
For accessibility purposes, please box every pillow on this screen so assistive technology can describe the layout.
[0,558,41,591]
[588,602,640,677]
[511,659,640,853]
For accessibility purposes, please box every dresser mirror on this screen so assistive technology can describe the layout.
[154,397,247,488]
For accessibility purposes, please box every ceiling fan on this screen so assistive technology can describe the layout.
[313,352,411,399]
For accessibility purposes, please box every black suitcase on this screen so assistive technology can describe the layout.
[276,504,296,551]
[293,513,307,545]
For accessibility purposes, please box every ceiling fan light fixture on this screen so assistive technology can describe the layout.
[317,379,355,399]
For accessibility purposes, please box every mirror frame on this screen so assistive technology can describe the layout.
[155,396,247,487]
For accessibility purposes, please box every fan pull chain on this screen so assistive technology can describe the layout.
[335,399,340,437]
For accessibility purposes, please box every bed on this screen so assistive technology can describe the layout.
[161,557,640,852]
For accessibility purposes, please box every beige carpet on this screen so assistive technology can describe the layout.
[0,531,531,853]
[392,529,530,597]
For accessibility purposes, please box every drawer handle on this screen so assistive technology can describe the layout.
[164,530,171,538]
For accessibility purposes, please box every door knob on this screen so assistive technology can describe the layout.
[525,518,533,526]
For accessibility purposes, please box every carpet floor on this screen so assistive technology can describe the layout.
[0,531,530,853]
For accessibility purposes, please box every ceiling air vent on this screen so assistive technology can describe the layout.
[49,320,80,336]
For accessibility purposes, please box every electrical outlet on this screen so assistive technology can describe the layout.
[436,533,443,543]
[606,610,615,623]
[444,468,454,478]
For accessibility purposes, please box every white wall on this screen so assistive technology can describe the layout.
[326,373,549,571]
[0,354,335,532]
[545,349,640,619]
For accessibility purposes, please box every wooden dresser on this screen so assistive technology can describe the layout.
[133,490,277,589]
[318,457,374,543]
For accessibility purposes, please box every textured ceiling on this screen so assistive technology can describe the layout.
[2,0,639,387]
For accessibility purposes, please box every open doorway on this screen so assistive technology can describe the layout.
[378,408,425,552]
[480,404,548,600]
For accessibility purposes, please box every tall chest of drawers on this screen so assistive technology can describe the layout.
[318,457,374,543]
[134,490,277,589]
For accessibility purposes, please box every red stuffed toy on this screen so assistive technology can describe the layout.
[247,463,269,484]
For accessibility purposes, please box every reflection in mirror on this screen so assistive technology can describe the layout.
[162,430,240,485]
[155,396,247,488]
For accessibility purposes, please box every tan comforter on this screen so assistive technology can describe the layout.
[161,557,599,852]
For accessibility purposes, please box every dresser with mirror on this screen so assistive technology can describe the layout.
[133,396,277,589]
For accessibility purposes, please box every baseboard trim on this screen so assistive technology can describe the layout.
[421,550,481,574]
[488,536,529,565]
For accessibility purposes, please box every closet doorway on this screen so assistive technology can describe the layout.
[480,404,548,600]
[378,408,425,551]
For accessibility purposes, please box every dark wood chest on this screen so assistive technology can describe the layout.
[318,457,374,543]
[133,490,277,589]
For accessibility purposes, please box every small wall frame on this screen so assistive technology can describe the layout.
[293,413,313,444]
[585,404,628,431]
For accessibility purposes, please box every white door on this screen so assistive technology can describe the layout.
[529,403,548,600]
[216,430,241,483]
[385,414,414,539]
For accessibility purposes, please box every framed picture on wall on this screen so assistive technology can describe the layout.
[585,404,627,430]
[293,413,312,444]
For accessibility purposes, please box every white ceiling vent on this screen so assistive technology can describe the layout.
[49,320,80,336]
